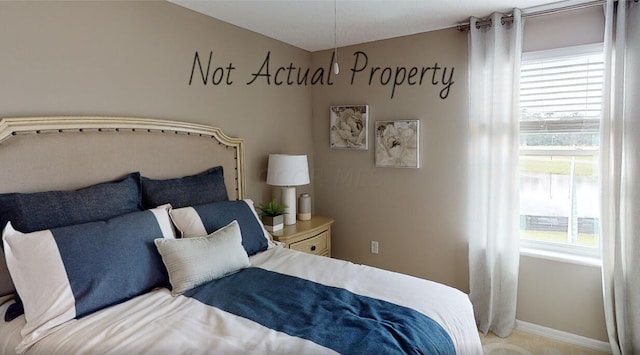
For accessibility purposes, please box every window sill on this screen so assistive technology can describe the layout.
[520,248,602,268]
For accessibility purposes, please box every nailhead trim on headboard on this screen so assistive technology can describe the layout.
[0,116,246,200]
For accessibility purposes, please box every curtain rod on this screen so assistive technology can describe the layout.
[456,0,607,31]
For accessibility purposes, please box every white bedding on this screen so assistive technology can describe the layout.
[0,247,482,354]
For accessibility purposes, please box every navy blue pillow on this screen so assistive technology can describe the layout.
[190,200,268,256]
[1,173,143,321]
[0,172,143,234]
[3,206,174,326]
[48,209,173,318]
[170,200,269,255]
[141,166,228,209]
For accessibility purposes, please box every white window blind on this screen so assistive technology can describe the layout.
[520,44,604,134]
[518,44,604,261]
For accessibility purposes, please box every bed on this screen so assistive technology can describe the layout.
[0,117,482,355]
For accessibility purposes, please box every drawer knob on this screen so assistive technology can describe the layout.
[310,245,317,251]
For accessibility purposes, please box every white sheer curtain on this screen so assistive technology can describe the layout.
[601,1,640,354]
[467,10,522,338]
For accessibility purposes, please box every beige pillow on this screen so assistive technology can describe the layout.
[154,220,250,296]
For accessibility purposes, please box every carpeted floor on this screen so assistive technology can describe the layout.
[480,329,610,355]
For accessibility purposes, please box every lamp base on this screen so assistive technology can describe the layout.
[281,186,296,225]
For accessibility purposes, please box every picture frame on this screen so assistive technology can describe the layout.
[330,105,368,150]
[375,120,420,168]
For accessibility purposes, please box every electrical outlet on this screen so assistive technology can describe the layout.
[371,241,379,254]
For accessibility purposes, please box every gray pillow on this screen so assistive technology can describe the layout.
[154,220,250,296]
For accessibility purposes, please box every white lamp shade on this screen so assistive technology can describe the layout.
[266,154,310,186]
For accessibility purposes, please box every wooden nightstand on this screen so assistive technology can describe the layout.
[270,216,334,257]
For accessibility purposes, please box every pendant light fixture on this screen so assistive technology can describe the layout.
[333,0,340,75]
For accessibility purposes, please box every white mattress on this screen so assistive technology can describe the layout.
[0,247,482,354]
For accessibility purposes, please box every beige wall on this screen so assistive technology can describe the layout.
[0,0,608,343]
[0,0,314,203]
[518,6,608,342]
[518,258,607,341]
[523,5,605,52]
[311,6,608,342]
[311,28,470,291]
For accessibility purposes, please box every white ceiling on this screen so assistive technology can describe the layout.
[168,0,591,52]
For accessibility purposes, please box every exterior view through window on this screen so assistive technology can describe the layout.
[519,44,603,258]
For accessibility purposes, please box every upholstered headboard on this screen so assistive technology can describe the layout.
[0,117,245,197]
[0,116,246,296]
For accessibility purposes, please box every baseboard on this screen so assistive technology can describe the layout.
[515,320,612,353]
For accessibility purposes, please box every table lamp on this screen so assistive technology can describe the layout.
[266,154,310,225]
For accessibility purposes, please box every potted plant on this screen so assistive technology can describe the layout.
[257,199,285,232]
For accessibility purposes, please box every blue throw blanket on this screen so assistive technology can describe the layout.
[183,268,455,355]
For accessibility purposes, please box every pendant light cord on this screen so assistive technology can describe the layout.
[333,0,340,74]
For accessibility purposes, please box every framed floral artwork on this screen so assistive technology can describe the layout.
[375,120,420,168]
[330,105,368,150]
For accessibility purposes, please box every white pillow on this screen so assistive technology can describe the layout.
[154,220,251,296]
[2,206,175,354]
[169,199,274,255]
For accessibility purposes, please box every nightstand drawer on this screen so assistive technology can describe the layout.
[290,231,328,256]
[270,216,334,257]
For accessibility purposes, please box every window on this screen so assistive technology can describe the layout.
[519,44,603,260]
